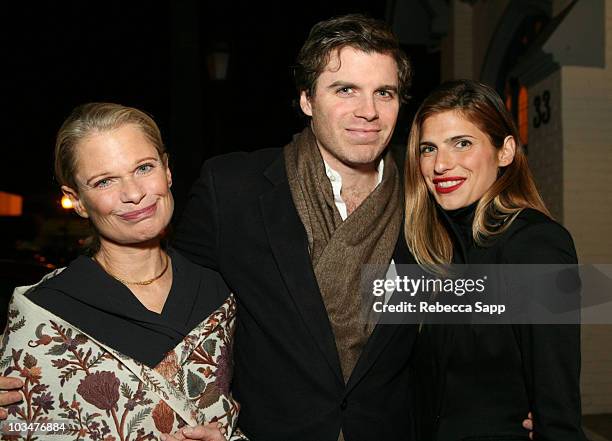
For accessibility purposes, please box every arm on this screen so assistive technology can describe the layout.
[505,221,587,441]
[173,159,221,270]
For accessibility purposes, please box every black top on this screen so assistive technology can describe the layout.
[441,202,578,265]
[26,249,231,367]
[412,204,586,441]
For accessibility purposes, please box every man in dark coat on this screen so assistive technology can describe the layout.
[172,14,418,441]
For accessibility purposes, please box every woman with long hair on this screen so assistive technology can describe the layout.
[405,80,586,440]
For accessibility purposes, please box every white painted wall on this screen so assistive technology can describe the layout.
[561,0,612,415]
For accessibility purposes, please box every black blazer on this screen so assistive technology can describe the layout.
[412,206,586,441]
[174,148,418,441]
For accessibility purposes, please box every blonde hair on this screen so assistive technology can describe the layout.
[404,80,549,273]
[55,102,166,190]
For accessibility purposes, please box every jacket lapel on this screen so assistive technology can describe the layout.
[259,154,344,384]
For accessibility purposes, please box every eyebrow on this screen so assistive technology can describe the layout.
[84,156,160,186]
[327,81,358,90]
[446,134,475,142]
[379,84,399,92]
[326,81,399,92]
[85,172,110,186]
[419,134,476,145]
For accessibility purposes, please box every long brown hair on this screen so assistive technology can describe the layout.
[404,80,549,271]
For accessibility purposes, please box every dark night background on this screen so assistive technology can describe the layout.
[2,1,439,269]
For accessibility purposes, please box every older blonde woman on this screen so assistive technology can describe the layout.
[0,103,244,441]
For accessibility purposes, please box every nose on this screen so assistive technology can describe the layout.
[434,148,455,174]
[354,95,378,121]
[120,177,146,204]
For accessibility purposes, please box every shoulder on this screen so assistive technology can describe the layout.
[25,256,93,304]
[501,208,577,264]
[192,148,286,200]
[171,249,231,296]
[202,148,283,179]
[509,208,574,245]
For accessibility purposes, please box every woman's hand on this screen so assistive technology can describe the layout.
[0,377,24,419]
[161,422,226,441]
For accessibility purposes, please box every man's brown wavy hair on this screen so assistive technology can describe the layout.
[294,14,412,105]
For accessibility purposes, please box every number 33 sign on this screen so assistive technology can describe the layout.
[533,90,551,128]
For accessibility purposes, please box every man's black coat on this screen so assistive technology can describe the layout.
[174,148,417,441]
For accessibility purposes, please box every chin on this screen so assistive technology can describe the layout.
[433,196,464,211]
[107,223,169,247]
[137,224,169,242]
[439,202,459,210]
[342,150,385,167]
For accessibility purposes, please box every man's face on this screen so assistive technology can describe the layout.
[300,47,400,172]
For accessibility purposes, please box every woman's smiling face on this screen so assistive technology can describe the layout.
[419,110,514,210]
[63,123,174,246]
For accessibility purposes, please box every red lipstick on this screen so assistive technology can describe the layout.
[432,176,466,194]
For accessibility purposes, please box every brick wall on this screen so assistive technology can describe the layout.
[526,70,564,221]
[562,65,612,263]
[561,0,612,415]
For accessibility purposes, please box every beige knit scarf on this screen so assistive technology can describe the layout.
[284,127,402,383]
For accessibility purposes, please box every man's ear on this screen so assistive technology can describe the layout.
[61,185,88,218]
[299,91,313,117]
[498,136,516,167]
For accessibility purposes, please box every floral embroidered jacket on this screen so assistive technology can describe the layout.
[0,270,245,441]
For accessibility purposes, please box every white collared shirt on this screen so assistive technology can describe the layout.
[322,158,396,304]
[323,159,385,221]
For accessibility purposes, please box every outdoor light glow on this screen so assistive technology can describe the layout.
[0,191,22,216]
[61,195,74,209]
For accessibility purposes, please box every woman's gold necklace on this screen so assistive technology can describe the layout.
[93,253,170,286]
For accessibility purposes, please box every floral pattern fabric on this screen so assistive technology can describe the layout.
[0,270,245,440]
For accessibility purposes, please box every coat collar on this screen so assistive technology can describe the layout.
[259,152,344,384]
[262,149,288,185]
